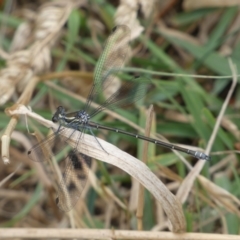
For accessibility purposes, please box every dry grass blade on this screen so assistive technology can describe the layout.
[8,105,186,232]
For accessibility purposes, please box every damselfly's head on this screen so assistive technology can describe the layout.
[52,106,65,123]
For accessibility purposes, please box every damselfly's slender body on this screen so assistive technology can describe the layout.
[28,25,210,212]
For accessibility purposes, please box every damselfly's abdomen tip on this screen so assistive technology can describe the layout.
[205,155,211,161]
[201,153,211,161]
[195,151,210,161]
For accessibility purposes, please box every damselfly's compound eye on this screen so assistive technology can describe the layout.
[57,106,65,114]
[52,114,59,123]
[52,106,66,122]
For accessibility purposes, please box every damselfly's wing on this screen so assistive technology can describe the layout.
[84,25,131,112]
[28,127,83,162]
[56,151,91,212]
[28,128,69,162]
[28,126,92,211]
[89,76,150,117]
[83,25,150,117]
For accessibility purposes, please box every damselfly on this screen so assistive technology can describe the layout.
[28,25,210,212]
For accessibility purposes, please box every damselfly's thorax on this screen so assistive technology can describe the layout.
[76,110,90,124]
[52,107,90,126]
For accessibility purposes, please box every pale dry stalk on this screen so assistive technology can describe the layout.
[0,228,240,239]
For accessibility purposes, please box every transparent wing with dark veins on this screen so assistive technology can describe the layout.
[84,25,131,112]
[56,151,92,212]
[89,76,150,117]
[28,128,72,162]
[29,123,92,212]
